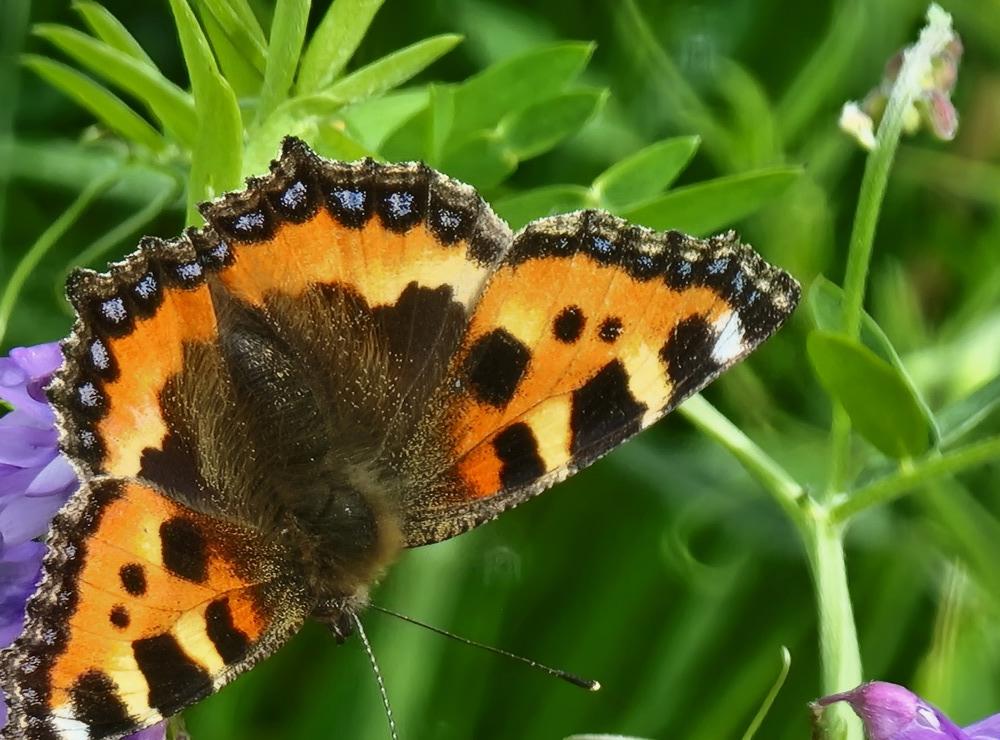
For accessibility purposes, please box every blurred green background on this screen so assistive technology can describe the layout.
[2,1,999,738]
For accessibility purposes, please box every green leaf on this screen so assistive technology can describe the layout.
[451,42,594,135]
[34,24,198,147]
[323,34,463,105]
[72,1,153,65]
[591,136,700,211]
[620,166,802,236]
[339,89,429,151]
[937,376,1000,447]
[807,276,939,445]
[492,185,592,229]
[256,0,310,124]
[807,330,933,458]
[168,0,243,220]
[193,0,266,73]
[439,132,517,190]
[196,3,263,97]
[497,89,605,159]
[313,126,374,161]
[297,0,385,94]
[426,83,454,167]
[22,55,166,152]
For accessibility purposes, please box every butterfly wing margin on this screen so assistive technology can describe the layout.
[401,211,800,546]
[0,477,309,740]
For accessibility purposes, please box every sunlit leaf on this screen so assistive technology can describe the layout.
[322,34,463,105]
[72,1,153,65]
[591,136,700,211]
[33,24,198,147]
[440,132,516,189]
[807,330,933,458]
[498,89,605,159]
[193,0,266,73]
[493,185,591,229]
[339,89,429,151]
[451,42,593,135]
[196,2,263,97]
[168,0,242,220]
[256,0,310,124]
[808,276,939,445]
[620,167,802,236]
[297,0,384,94]
[22,55,166,152]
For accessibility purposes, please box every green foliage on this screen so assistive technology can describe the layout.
[3,2,1000,740]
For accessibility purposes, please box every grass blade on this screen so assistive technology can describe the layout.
[256,0,310,124]
[323,34,463,105]
[621,166,802,236]
[297,0,385,94]
[591,136,700,211]
[72,0,153,65]
[33,23,198,147]
[194,0,266,73]
[168,0,243,220]
[22,55,166,152]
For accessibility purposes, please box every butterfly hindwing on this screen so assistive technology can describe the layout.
[401,210,800,545]
[0,477,308,740]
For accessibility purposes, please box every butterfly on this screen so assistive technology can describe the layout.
[0,137,799,739]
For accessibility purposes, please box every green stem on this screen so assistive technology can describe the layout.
[832,435,1000,523]
[828,4,955,494]
[0,169,119,347]
[679,395,807,528]
[803,504,864,740]
[52,176,183,315]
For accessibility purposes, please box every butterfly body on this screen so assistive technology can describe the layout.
[0,138,799,739]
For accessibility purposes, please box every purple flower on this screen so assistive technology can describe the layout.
[815,681,1000,740]
[0,342,165,740]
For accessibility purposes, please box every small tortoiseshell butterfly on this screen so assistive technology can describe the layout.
[0,137,799,739]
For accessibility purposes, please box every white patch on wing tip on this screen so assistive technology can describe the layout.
[51,710,90,738]
[711,311,744,365]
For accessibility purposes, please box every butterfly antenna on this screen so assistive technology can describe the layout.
[369,604,600,692]
[352,613,399,740]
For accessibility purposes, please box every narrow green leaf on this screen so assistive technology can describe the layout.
[591,136,700,211]
[168,0,243,220]
[493,185,592,229]
[498,89,605,160]
[196,3,263,97]
[72,1,153,65]
[22,55,166,152]
[439,132,517,190]
[937,376,1000,446]
[194,0,266,72]
[33,24,198,147]
[807,330,933,458]
[313,126,375,161]
[808,276,939,445]
[339,89,429,151]
[297,0,385,94]
[426,83,454,167]
[256,0,311,124]
[323,34,463,105]
[379,104,432,162]
[715,60,779,170]
[451,42,594,135]
[620,166,802,236]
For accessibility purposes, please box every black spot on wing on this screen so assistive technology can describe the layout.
[119,563,147,596]
[464,329,531,408]
[132,633,212,716]
[553,306,585,343]
[110,605,130,629]
[376,164,429,233]
[160,517,208,583]
[493,422,546,489]
[660,315,720,400]
[139,429,211,504]
[205,597,251,666]
[570,360,647,459]
[70,669,135,737]
[598,317,623,343]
